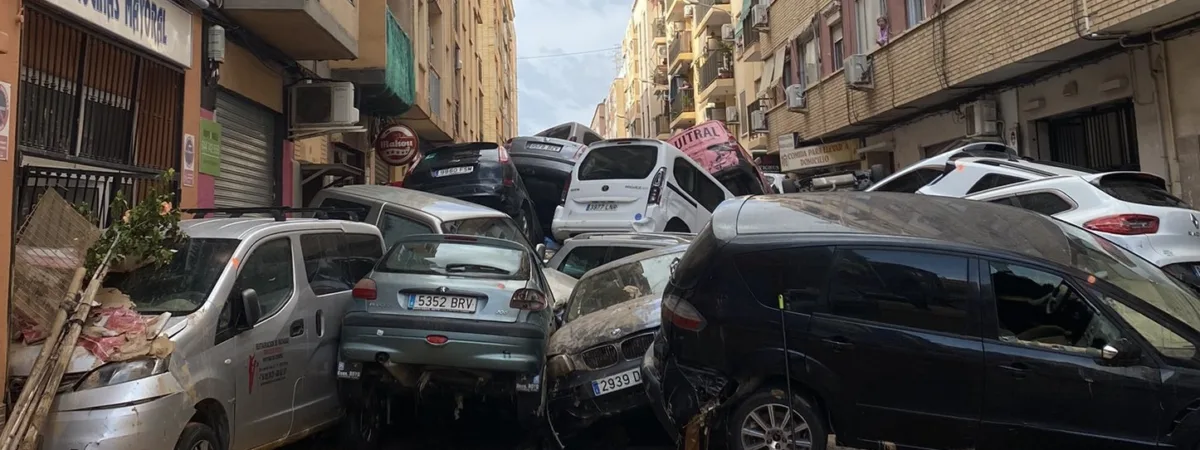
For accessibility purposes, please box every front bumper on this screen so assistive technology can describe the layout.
[40,391,191,450]
[550,360,650,426]
[340,312,547,374]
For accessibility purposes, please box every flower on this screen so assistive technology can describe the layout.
[122,210,131,223]
[160,202,173,216]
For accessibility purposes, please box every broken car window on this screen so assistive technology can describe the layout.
[989,262,1121,355]
[566,250,685,322]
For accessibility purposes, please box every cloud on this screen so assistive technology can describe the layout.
[513,0,630,136]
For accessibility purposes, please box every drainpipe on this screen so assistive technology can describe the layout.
[1151,38,1183,196]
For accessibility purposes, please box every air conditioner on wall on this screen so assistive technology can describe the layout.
[751,5,769,30]
[706,106,727,122]
[962,99,1000,138]
[290,81,360,130]
[721,24,735,41]
[726,106,739,122]
[785,84,807,112]
[844,54,873,90]
[750,109,768,132]
[684,5,694,17]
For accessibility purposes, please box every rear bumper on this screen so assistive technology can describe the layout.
[551,206,658,241]
[341,312,547,373]
[641,345,680,442]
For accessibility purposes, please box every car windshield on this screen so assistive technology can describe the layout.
[566,250,683,322]
[103,238,239,315]
[1054,220,1200,351]
[380,240,529,279]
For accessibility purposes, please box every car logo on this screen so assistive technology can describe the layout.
[437,286,449,294]
[601,185,609,192]
[610,328,622,337]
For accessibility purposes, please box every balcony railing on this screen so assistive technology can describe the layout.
[655,114,670,135]
[671,90,695,121]
[653,68,669,85]
[429,69,441,118]
[653,19,666,38]
[698,53,732,92]
[669,31,692,63]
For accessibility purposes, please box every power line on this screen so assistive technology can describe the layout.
[517,46,621,60]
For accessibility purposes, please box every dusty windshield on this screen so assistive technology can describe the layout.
[567,250,683,322]
[103,238,239,315]
[381,240,530,280]
[1056,221,1200,352]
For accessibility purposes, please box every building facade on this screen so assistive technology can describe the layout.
[752,0,1200,197]
[591,102,609,137]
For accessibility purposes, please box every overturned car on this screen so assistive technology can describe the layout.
[545,244,688,432]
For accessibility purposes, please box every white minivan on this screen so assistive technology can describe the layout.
[551,138,732,241]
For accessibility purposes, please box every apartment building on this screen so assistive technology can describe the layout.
[659,0,739,140]
[605,76,630,138]
[482,0,519,143]
[750,0,1200,202]
[591,103,610,138]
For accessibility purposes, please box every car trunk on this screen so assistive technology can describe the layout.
[374,275,524,323]
[406,143,503,191]
[569,144,660,224]
[1092,173,1200,264]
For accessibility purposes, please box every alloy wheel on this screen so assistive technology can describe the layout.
[739,403,813,450]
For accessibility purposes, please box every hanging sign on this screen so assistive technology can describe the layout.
[42,0,194,67]
[375,124,420,166]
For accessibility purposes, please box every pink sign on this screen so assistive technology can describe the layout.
[668,120,770,192]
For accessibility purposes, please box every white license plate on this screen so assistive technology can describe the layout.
[408,294,478,313]
[433,166,474,177]
[527,142,562,152]
[591,368,643,396]
[586,202,618,211]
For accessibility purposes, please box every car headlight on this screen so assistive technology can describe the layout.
[76,357,170,391]
[546,354,574,378]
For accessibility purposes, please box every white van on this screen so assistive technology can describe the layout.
[551,138,732,241]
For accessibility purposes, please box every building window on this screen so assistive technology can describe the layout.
[780,46,793,91]
[855,0,885,53]
[906,0,926,28]
[796,36,819,88]
[831,25,845,71]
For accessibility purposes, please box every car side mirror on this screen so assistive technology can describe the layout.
[1100,338,1141,364]
[240,288,262,328]
[535,243,548,264]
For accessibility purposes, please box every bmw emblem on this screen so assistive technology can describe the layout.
[610,328,622,337]
[601,185,610,192]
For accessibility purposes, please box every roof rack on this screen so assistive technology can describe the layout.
[183,207,364,222]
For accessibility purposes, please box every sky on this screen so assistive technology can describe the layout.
[512,0,631,136]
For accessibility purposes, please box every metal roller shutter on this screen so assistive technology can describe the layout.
[374,152,391,184]
[214,92,276,208]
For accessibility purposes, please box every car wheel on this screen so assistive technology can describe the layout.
[174,422,221,450]
[727,388,827,450]
[341,382,385,450]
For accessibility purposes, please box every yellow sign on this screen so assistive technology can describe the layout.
[780,139,860,172]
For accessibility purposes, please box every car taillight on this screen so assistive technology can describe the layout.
[561,178,572,204]
[510,288,547,311]
[662,293,705,331]
[1084,214,1160,235]
[352,278,377,301]
[648,167,667,205]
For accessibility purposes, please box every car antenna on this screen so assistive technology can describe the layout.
[777,293,798,448]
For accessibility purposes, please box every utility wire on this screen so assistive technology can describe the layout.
[517,46,621,60]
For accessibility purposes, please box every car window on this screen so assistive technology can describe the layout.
[577,145,659,180]
[1011,192,1073,216]
[537,124,572,140]
[736,246,835,313]
[988,261,1123,355]
[582,132,604,145]
[317,197,372,221]
[872,167,942,193]
[380,241,529,279]
[233,238,294,323]
[827,249,972,335]
[1095,293,1196,360]
[441,217,524,242]
[558,246,609,278]
[673,158,726,211]
[967,173,1027,194]
[380,212,435,250]
[300,233,383,295]
[567,250,684,321]
[608,246,648,261]
[1098,178,1190,208]
[106,238,238,315]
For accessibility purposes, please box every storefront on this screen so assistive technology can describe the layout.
[1035,99,1139,172]
[15,0,193,224]
[779,137,862,176]
[212,90,279,208]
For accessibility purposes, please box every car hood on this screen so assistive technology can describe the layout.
[548,295,661,355]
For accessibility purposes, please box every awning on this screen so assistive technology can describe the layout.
[757,47,786,97]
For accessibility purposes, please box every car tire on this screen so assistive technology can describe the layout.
[726,387,827,450]
[341,382,385,450]
[174,422,221,450]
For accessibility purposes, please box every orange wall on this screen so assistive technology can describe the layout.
[0,0,21,393]
[180,14,201,209]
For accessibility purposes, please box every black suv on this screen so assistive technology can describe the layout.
[643,192,1200,450]
[402,142,543,245]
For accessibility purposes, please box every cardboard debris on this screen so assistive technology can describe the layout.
[76,289,174,362]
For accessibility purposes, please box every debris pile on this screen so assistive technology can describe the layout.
[78,289,174,362]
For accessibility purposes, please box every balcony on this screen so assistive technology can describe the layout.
[668,31,693,75]
[653,19,667,45]
[737,17,762,62]
[697,51,734,101]
[655,114,671,140]
[693,0,731,32]
[666,0,686,22]
[331,7,415,117]
[222,0,358,60]
[670,90,696,130]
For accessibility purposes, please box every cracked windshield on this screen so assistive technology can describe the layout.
[5,0,1200,449]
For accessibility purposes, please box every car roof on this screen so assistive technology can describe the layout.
[718,192,1081,268]
[566,231,694,245]
[179,217,379,240]
[955,156,1094,178]
[578,244,690,282]
[321,185,509,221]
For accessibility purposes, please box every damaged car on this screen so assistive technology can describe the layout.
[645,192,1200,450]
[545,244,687,433]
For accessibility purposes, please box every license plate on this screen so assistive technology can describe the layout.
[408,294,478,313]
[527,142,562,152]
[586,202,618,211]
[337,361,363,380]
[591,368,642,396]
[433,166,474,177]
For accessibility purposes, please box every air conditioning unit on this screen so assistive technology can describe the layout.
[725,106,739,122]
[750,109,767,132]
[844,54,873,90]
[706,105,728,122]
[785,84,807,112]
[751,5,769,30]
[290,81,360,129]
[684,5,694,17]
[657,44,668,58]
[721,24,735,41]
[962,99,1000,138]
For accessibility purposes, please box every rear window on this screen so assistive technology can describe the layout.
[441,217,525,242]
[873,167,942,193]
[1098,177,1189,208]
[317,197,371,221]
[380,241,529,279]
[577,145,659,181]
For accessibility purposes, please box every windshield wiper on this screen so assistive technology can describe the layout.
[445,263,509,274]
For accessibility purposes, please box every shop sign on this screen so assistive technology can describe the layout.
[182,133,195,187]
[44,0,193,67]
[199,119,222,176]
[781,139,860,172]
[376,124,420,166]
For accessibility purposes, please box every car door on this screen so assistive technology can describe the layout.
[806,247,984,449]
[669,157,728,231]
[377,207,437,251]
[230,236,307,450]
[977,259,1161,450]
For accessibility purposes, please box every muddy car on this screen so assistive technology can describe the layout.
[545,244,688,433]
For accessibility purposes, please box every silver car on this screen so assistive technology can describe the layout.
[337,234,556,439]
